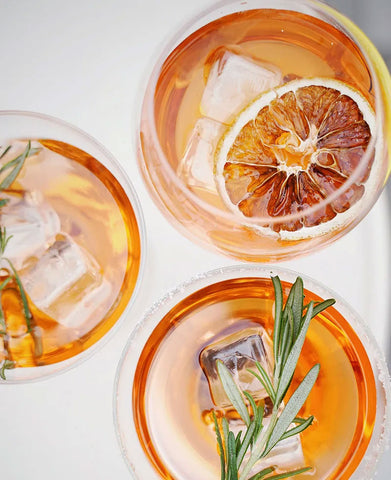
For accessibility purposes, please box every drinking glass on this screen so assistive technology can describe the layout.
[138,0,391,262]
[115,265,390,480]
[0,111,145,382]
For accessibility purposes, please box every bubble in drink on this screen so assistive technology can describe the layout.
[200,327,274,408]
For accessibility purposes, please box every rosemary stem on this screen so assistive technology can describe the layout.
[214,276,334,479]
[239,406,279,480]
[4,258,32,332]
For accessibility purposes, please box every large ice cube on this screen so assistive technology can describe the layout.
[177,118,225,194]
[20,234,111,330]
[201,47,282,124]
[200,327,274,408]
[1,191,61,269]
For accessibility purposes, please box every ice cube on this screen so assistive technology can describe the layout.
[20,234,112,330]
[1,191,60,269]
[177,118,225,194]
[201,47,282,124]
[200,327,274,408]
[228,411,306,474]
[261,430,305,471]
[21,235,90,307]
[201,326,306,474]
[46,275,112,333]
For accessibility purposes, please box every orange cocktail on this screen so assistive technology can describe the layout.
[138,0,390,261]
[0,112,144,381]
[115,266,390,480]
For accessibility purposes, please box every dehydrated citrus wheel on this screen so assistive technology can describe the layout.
[214,78,381,239]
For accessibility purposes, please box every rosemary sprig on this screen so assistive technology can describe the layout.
[0,142,40,192]
[0,143,41,378]
[0,227,37,378]
[213,276,335,480]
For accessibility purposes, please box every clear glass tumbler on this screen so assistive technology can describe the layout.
[115,265,390,480]
[138,0,391,262]
[0,110,145,382]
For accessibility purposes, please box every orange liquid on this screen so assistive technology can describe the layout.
[140,8,378,261]
[133,278,376,480]
[0,140,141,367]
[157,9,373,179]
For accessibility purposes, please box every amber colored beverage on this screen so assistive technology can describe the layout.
[139,1,390,261]
[161,11,373,174]
[132,277,378,480]
[0,139,141,370]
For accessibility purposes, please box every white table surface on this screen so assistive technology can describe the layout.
[1,1,390,479]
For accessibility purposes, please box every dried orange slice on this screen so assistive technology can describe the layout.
[214,78,380,239]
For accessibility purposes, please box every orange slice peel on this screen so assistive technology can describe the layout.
[214,78,382,239]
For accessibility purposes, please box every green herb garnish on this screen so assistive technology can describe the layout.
[213,276,335,480]
[0,141,40,191]
[0,234,33,333]
[0,359,15,380]
[0,143,41,378]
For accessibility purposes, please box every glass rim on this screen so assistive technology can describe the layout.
[139,0,386,227]
[114,263,391,479]
[0,109,147,384]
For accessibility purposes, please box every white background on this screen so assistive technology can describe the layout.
[0,0,390,478]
